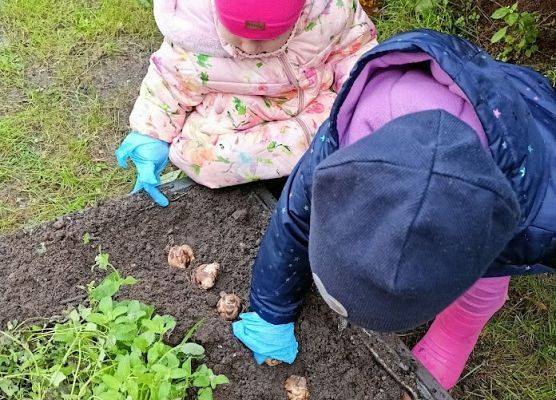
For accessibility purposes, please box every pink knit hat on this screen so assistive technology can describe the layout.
[215,0,305,41]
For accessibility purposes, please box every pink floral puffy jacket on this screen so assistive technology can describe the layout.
[130,0,377,188]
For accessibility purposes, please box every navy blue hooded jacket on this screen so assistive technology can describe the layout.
[250,30,556,325]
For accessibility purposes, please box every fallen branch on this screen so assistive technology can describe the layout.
[361,329,419,400]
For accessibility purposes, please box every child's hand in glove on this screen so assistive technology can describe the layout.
[115,132,170,207]
[232,312,298,365]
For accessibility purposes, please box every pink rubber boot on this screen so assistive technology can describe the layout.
[412,276,510,390]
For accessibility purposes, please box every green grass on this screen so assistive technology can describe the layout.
[452,275,556,400]
[546,69,556,86]
[370,0,479,41]
[0,0,160,231]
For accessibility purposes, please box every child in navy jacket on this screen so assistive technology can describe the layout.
[233,30,555,390]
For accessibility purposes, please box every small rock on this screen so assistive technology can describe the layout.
[35,242,47,255]
[337,317,348,332]
[398,362,409,372]
[238,242,248,253]
[55,231,66,240]
[52,219,65,230]
[232,208,248,221]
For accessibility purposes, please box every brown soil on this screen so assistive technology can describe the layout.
[86,47,156,164]
[89,48,154,101]
[0,186,414,400]
[474,0,556,69]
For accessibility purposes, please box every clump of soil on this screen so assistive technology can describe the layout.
[285,375,310,400]
[168,244,195,269]
[0,186,414,399]
[192,263,220,290]
[216,292,242,321]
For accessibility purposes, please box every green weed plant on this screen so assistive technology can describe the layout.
[374,0,478,41]
[0,253,228,400]
[490,3,539,61]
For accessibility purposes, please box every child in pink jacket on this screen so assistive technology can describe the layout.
[116,0,377,206]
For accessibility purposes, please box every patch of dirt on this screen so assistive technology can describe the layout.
[27,66,55,91]
[0,186,414,400]
[89,47,153,101]
[473,0,555,70]
[84,47,155,163]
[361,0,379,16]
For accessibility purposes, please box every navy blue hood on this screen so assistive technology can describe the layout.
[310,110,521,331]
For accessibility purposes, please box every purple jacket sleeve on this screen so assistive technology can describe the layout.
[249,150,315,324]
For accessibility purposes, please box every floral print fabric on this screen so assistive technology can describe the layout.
[130,0,377,188]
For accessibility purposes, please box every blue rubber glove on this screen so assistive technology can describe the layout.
[232,312,298,365]
[115,132,170,207]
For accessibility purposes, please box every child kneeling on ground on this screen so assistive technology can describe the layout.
[116,0,377,206]
[233,30,556,390]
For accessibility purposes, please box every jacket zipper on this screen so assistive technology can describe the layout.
[294,116,312,146]
[279,52,305,114]
[278,52,311,144]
